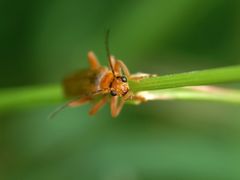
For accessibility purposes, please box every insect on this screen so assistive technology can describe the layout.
[49,31,147,118]
[62,51,135,117]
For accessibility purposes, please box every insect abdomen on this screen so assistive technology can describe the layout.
[63,69,99,97]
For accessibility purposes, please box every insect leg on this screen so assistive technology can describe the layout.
[89,96,107,115]
[113,58,121,75]
[110,96,125,117]
[68,96,91,107]
[110,55,117,69]
[87,51,101,69]
[115,60,130,77]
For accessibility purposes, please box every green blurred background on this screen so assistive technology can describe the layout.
[1,0,240,179]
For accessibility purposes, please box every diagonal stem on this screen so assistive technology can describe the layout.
[0,65,240,112]
[129,65,240,92]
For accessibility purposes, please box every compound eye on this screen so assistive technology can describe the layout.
[110,90,117,96]
[121,76,127,82]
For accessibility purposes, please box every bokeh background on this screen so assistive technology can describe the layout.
[1,0,240,179]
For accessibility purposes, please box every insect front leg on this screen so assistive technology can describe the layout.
[114,60,130,77]
[89,96,108,115]
[87,51,101,69]
[110,96,125,117]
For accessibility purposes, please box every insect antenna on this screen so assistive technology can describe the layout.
[105,29,115,77]
[47,90,103,119]
[47,96,82,120]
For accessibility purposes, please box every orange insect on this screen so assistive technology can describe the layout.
[50,32,146,118]
[63,51,135,117]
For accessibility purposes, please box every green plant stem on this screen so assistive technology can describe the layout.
[0,85,63,112]
[129,65,240,92]
[1,65,240,112]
